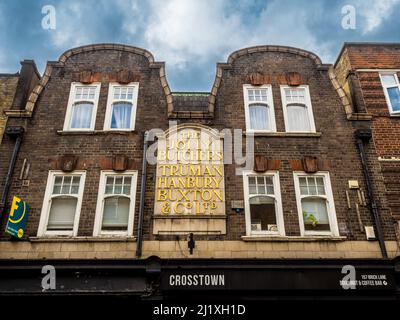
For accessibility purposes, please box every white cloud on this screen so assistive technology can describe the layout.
[38,0,399,89]
[49,2,93,49]
[250,0,334,61]
[141,0,247,68]
[117,0,146,37]
[356,0,400,34]
[120,0,333,67]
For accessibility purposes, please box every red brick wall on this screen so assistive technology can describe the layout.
[345,45,400,69]
[338,44,400,220]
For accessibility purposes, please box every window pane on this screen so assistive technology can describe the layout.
[105,176,113,194]
[105,175,132,195]
[123,176,132,195]
[307,177,317,195]
[285,88,306,103]
[381,74,397,86]
[248,177,257,194]
[53,175,80,195]
[53,176,62,194]
[387,87,400,112]
[111,102,132,129]
[75,86,96,100]
[71,176,80,194]
[264,176,274,194]
[248,89,268,102]
[316,177,325,195]
[249,104,270,130]
[47,197,77,230]
[256,176,265,194]
[127,87,134,100]
[63,176,72,185]
[61,182,70,194]
[300,176,326,196]
[70,102,93,129]
[287,105,311,131]
[299,177,307,195]
[123,185,131,195]
[249,196,277,232]
[114,86,134,100]
[114,87,120,99]
[102,197,130,230]
[302,198,330,232]
[72,176,80,184]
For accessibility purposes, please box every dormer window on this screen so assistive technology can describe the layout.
[243,84,276,132]
[63,83,101,131]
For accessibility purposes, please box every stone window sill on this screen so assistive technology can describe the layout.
[56,130,136,135]
[29,236,136,242]
[244,132,322,138]
[241,235,346,242]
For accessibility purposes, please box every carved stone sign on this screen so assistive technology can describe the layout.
[153,124,226,235]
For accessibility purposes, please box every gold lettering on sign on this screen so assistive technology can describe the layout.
[154,127,225,216]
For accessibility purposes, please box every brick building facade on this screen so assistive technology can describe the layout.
[0,74,18,144]
[334,43,400,228]
[0,44,399,298]
[0,61,39,145]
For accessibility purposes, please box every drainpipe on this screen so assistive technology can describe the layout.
[136,131,149,259]
[0,126,24,217]
[355,129,388,259]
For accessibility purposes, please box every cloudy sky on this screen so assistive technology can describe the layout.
[0,0,399,91]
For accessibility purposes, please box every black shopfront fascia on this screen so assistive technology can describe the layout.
[0,257,399,300]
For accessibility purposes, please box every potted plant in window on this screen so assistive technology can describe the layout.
[303,211,319,227]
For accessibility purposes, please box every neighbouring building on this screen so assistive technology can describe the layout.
[334,42,400,233]
[0,44,399,299]
[0,73,18,144]
[0,60,39,144]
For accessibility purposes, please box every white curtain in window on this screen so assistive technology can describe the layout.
[111,102,132,129]
[47,197,77,230]
[70,102,93,129]
[102,197,130,228]
[301,198,329,224]
[249,104,269,130]
[287,104,310,131]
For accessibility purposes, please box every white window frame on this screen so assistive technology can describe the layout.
[293,171,339,237]
[103,83,139,131]
[63,82,101,131]
[379,72,400,115]
[243,84,277,133]
[280,85,316,133]
[242,170,285,236]
[37,170,86,237]
[93,170,138,236]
